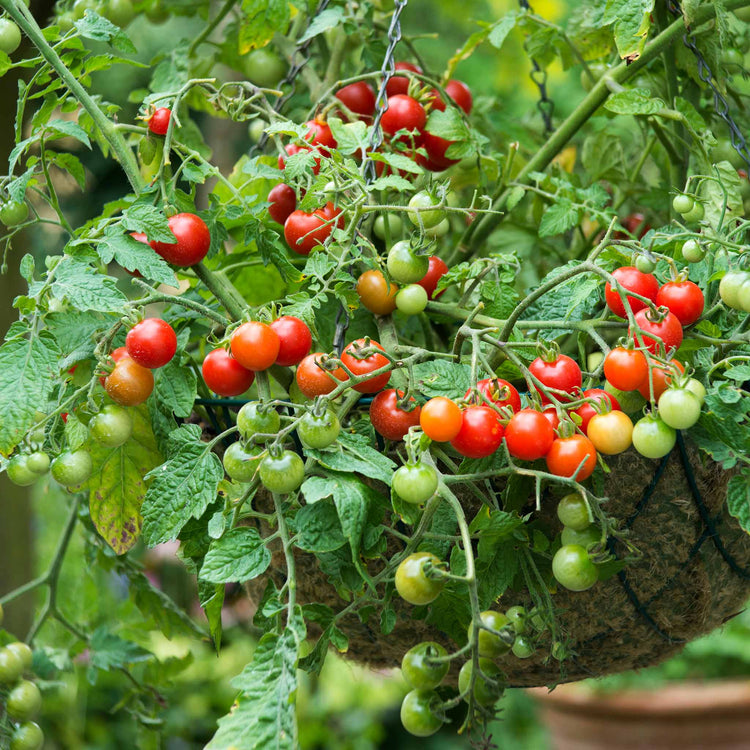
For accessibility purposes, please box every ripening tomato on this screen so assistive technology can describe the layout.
[150,212,211,266]
[631,309,684,355]
[420,397,462,442]
[369,389,421,441]
[340,338,390,393]
[335,81,376,119]
[148,107,171,136]
[421,129,460,169]
[504,409,555,461]
[655,280,704,326]
[529,353,582,403]
[284,208,333,255]
[268,183,297,225]
[430,79,473,114]
[587,410,633,455]
[105,358,154,406]
[450,406,504,458]
[546,435,597,480]
[125,318,177,369]
[380,95,426,141]
[357,269,398,315]
[386,61,422,97]
[231,321,280,371]
[270,316,312,367]
[573,388,621,434]
[416,256,449,299]
[637,358,685,401]
[202,348,255,396]
[605,267,659,318]
[465,378,521,413]
[603,347,648,391]
[304,119,337,153]
[296,352,341,398]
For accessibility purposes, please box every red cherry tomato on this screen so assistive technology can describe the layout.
[381,95,426,142]
[604,267,659,318]
[304,119,337,153]
[546,435,597,480]
[150,212,211,267]
[125,318,177,369]
[369,389,421,441]
[284,209,333,255]
[278,143,321,174]
[429,79,473,114]
[637,358,685,400]
[655,280,704,326]
[603,347,648,391]
[270,315,312,367]
[573,388,621,434]
[450,406,504,459]
[340,338,390,393]
[230,321,280,371]
[318,201,345,229]
[631,309,684,355]
[465,378,521,413]
[202,349,255,396]
[335,81,376,119]
[621,212,651,238]
[148,107,171,136]
[529,354,582,403]
[421,130,460,169]
[386,61,423,97]
[542,406,560,431]
[420,397,462,442]
[296,352,341,398]
[416,256,449,299]
[504,409,555,461]
[268,183,297,225]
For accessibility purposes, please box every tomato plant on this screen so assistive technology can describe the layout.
[147,107,171,136]
[395,552,444,606]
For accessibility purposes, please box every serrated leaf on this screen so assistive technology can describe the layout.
[292,502,346,553]
[727,473,750,535]
[153,360,197,418]
[121,203,175,242]
[506,185,526,212]
[141,424,224,546]
[412,360,472,399]
[88,627,150,677]
[603,0,654,60]
[46,118,92,149]
[0,330,59,456]
[538,198,580,237]
[86,405,162,554]
[488,11,520,49]
[604,88,664,115]
[200,528,271,583]
[298,7,344,43]
[306,432,395,485]
[238,0,290,52]
[97,229,177,287]
[52,256,127,312]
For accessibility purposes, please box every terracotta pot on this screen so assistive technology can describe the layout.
[528,680,750,750]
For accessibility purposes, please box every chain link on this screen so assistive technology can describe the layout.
[518,0,555,135]
[666,0,750,171]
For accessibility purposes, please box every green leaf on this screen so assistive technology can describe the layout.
[298,7,344,43]
[208,614,306,750]
[307,432,395,486]
[538,198,580,237]
[88,627,151,676]
[476,539,519,609]
[74,10,136,53]
[45,118,92,149]
[96,229,177,287]
[52,256,127,312]
[121,203,176,242]
[153,360,197,418]
[604,88,664,115]
[86,405,162,554]
[200,528,271,583]
[702,160,744,229]
[0,330,60,456]
[506,185,526,212]
[292,502,346,553]
[238,0,291,51]
[412,360,472,399]
[199,580,225,651]
[488,11,520,49]
[141,425,224,546]
[603,0,654,60]
[727,472,750,535]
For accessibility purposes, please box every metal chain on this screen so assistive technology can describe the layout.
[518,0,555,135]
[251,0,331,154]
[666,0,750,171]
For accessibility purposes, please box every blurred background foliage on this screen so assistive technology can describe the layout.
[1,0,749,747]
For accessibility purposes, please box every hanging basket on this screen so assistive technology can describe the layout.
[247,435,750,688]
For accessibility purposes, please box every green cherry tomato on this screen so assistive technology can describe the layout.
[401,641,449,690]
[556,493,591,531]
[0,200,29,226]
[658,388,702,430]
[10,722,44,750]
[392,463,438,505]
[407,191,445,229]
[7,455,40,486]
[512,635,535,659]
[468,610,512,658]
[635,254,657,274]
[102,0,135,26]
[552,545,598,592]
[237,401,281,442]
[26,452,50,475]
[672,194,694,214]
[222,441,263,483]
[259,450,304,494]
[72,0,97,19]
[297,410,341,449]
[685,378,706,405]
[425,217,450,237]
[0,646,25,683]
[400,689,443,737]
[682,200,705,223]
[373,213,403,240]
[719,271,749,309]
[505,605,527,634]
[387,240,429,284]
[631,413,676,458]
[241,47,286,88]
[144,0,169,23]
[458,658,503,707]
[6,642,33,671]
[737,279,750,313]
[89,404,133,448]
[681,239,705,263]
[561,524,601,549]
[395,284,428,315]
[0,19,22,55]
[6,680,42,722]
[395,552,444,605]
[50,449,93,487]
